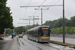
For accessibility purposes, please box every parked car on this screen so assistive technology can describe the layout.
[19,34,23,38]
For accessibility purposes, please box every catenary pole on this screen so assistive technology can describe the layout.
[63,0,65,43]
[35,8,48,25]
[41,8,42,25]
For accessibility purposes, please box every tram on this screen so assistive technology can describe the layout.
[27,26,51,42]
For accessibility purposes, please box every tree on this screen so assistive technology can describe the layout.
[69,27,75,34]
[15,26,26,34]
[54,18,63,27]
[44,17,71,28]
[6,28,13,35]
[43,20,57,28]
[65,26,70,34]
[70,16,75,27]
[0,0,13,34]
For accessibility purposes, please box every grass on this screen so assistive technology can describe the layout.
[50,40,75,47]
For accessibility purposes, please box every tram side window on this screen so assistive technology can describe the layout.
[34,30,38,36]
[33,30,35,36]
[39,29,43,36]
[31,31,33,36]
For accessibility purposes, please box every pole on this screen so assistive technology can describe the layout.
[4,28,6,37]
[29,16,39,25]
[33,16,34,25]
[35,8,48,25]
[29,19,30,29]
[41,8,43,25]
[63,0,65,43]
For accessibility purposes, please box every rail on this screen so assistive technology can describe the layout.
[23,38,42,50]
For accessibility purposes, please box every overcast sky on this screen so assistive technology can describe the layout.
[6,0,75,27]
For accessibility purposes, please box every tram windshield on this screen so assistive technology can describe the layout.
[41,28,50,36]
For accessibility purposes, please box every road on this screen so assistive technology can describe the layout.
[0,35,75,50]
[0,36,12,50]
[50,37,75,44]
[18,35,75,50]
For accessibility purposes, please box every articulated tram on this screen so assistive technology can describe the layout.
[27,26,51,42]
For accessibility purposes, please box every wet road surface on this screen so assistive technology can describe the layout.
[0,35,75,50]
[0,40,12,50]
[0,36,12,50]
[18,35,75,50]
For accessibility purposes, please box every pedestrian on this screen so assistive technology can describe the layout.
[12,30,16,38]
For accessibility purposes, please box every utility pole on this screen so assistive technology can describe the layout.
[35,8,48,25]
[29,16,39,25]
[63,0,65,43]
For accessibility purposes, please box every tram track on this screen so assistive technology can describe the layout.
[39,42,74,50]
[40,43,60,50]
[19,38,29,50]
[23,36,61,50]
[23,36,60,50]
[22,36,74,50]
[22,38,42,50]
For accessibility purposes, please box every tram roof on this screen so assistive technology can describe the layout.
[27,25,49,31]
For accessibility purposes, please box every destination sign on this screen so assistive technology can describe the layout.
[42,28,48,29]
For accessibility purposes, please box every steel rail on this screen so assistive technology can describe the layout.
[22,38,42,50]
[40,43,60,50]
[19,39,29,50]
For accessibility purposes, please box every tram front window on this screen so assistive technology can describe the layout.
[41,29,49,36]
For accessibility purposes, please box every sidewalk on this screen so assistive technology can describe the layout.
[9,37,20,50]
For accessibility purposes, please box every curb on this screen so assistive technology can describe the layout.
[50,40,75,48]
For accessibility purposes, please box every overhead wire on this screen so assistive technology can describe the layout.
[23,0,32,18]
[27,0,32,6]
[44,0,60,13]
[48,0,60,8]
[43,0,55,12]
[32,0,46,16]
[48,0,55,4]
[52,0,60,5]
[29,0,44,5]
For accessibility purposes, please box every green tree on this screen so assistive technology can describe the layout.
[6,28,13,35]
[43,18,70,28]
[69,27,75,34]
[54,18,70,28]
[43,20,57,28]
[15,26,26,34]
[0,0,13,34]
[70,16,75,27]
[65,26,70,34]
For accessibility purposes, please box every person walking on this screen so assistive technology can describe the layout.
[12,30,16,38]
